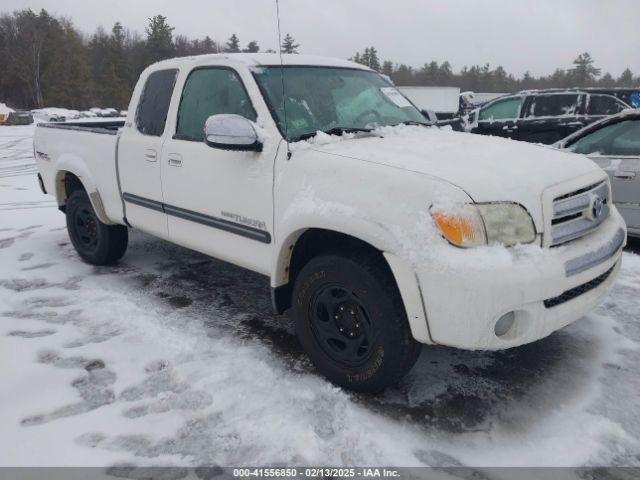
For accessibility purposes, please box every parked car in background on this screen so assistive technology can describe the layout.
[555,109,640,237]
[466,89,630,144]
[459,91,508,114]
[0,102,14,124]
[101,108,120,117]
[32,112,66,122]
[31,108,78,122]
[79,110,98,118]
[4,110,34,125]
[581,88,640,109]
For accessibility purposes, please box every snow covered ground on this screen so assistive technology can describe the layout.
[0,124,639,469]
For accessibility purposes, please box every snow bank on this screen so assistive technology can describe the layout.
[31,108,80,122]
[0,102,14,115]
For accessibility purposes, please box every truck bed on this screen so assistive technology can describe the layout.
[38,119,125,135]
[34,119,126,225]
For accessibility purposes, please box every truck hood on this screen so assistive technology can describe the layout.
[304,125,603,228]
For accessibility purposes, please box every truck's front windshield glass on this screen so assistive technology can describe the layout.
[253,66,427,142]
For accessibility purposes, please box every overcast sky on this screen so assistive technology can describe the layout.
[3,0,638,77]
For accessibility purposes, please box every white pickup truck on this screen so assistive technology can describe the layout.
[34,54,626,392]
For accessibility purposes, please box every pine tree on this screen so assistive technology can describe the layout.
[225,34,240,53]
[570,52,601,86]
[202,36,217,53]
[243,41,259,53]
[145,15,174,64]
[393,64,415,86]
[517,71,534,90]
[381,60,394,77]
[280,33,299,54]
[365,47,380,71]
[109,22,132,108]
[42,18,93,108]
[420,61,439,85]
[351,47,380,71]
[437,61,452,85]
[617,68,633,86]
[599,72,615,87]
[491,66,508,91]
[173,34,191,57]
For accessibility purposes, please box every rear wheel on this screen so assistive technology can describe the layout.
[66,190,128,265]
[292,248,421,393]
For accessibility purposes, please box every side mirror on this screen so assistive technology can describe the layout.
[204,114,262,152]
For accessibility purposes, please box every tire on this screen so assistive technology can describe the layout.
[65,190,128,265]
[292,248,421,393]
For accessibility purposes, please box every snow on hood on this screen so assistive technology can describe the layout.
[301,125,602,226]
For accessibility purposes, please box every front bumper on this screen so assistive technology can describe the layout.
[416,206,626,350]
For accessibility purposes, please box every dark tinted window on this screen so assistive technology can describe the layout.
[176,68,256,141]
[587,95,626,116]
[525,94,580,118]
[136,69,178,136]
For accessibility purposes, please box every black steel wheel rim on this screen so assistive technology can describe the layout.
[73,206,99,250]
[309,283,376,367]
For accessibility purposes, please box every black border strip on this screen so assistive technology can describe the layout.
[122,192,164,213]
[122,192,271,244]
[544,263,616,308]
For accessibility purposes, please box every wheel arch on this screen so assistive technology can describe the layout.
[54,169,113,225]
[270,226,433,344]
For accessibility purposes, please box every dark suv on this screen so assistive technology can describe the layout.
[467,89,630,144]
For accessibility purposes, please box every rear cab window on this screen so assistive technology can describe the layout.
[524,94,580,118]
[136,69,178,136]
[175,67,256,141]
[478,96,523,121]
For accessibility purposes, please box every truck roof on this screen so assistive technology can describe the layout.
[148,53,371,71]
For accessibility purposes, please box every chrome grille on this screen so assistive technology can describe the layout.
[550,181,610,246]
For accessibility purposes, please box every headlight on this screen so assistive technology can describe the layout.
[431,203,536,248]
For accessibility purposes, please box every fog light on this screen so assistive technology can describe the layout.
[495,312,515,337]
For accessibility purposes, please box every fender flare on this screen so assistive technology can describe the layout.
[54,157,114,225]
[271,218,434,345]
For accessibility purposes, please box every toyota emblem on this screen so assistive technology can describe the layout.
[591,196,604,220]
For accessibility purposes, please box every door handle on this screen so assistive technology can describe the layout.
[144,149,157,162]
[614,172,636,180]
[168,154,183,167]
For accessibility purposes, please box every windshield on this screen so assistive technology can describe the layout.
[253,66,426,141]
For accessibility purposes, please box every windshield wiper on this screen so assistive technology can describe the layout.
[393,120,432,127]
[296,126,373,142]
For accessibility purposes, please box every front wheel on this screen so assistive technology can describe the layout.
[292,249,421,393]
[66,190,128,265]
